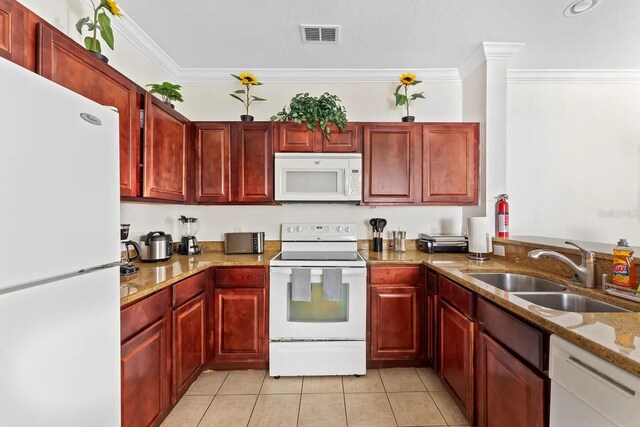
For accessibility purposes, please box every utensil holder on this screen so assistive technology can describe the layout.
[373,237,383,252]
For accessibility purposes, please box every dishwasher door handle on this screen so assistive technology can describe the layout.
[567,356,636,397]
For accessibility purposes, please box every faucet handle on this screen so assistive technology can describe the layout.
[565,241,595,261]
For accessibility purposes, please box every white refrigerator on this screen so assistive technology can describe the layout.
[0,57,121,425]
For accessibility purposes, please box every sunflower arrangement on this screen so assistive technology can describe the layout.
[394,72,426,120]
[230,72,267,120]
[76,0,122,57]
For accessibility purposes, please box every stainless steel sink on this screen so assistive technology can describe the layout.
[516,293,629,313]
[467,273,568,293]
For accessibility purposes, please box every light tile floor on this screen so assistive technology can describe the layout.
[161,367,469,427]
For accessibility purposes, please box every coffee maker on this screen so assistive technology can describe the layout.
[120,224,142,275]
[178,216,201,255]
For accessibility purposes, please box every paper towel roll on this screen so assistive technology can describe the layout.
[467,217,493,254]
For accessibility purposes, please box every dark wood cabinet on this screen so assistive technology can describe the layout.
[425,269,439,368]
[121,289,171,427]
[477,331,545,427]
[368,265,422,364]
[363,124,420,204]
[0,0,27,67]
[37,24,142,197]
[276,122,359,153]
[193,123,231,203]
[173,293,206,402]
[233,122,274,203]
[422,124,479,204]
[439,300,474,423]
[213,288,266,363]
[143,94,189,201]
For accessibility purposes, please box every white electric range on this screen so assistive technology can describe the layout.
[269,223,366,377]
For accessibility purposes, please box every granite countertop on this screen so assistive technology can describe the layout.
[120,250,279,306]
[121,248,640,376]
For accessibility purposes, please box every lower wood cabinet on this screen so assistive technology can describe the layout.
[172,293,206,402]
[477,331,545,427]
[425,269,439,368]
[439,299,474,423]
[213,288,267,364]
[121,289,172,427]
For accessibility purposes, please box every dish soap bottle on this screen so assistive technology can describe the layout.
[612,239,636,288]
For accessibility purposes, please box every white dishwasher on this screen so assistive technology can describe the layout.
[550,335,640,427]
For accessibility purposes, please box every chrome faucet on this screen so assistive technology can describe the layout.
[528,241,596,288]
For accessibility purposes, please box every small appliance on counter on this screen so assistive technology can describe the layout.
[178,215,201,255]
[418,233,468,254]
[139,231,173,262]
[120,224,141,275]
[224,232,265,254]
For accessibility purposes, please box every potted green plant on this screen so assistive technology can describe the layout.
[271,92,348,140]
[394,72,426,122]
[76,0,122,63]
[146,82,184,109]
[229,72,267,121]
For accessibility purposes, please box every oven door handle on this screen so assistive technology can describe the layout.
[270,267,366,276]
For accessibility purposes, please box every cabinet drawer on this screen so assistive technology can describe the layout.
[173,270,208,308]
[439,276,474,317]
[121,288,170,343]
[215,267,266,288]
[477,298,547,371]
[369,266,421,285]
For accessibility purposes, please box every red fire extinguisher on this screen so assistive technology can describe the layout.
[496,194,509,238]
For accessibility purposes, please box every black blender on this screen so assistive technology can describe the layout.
[178,216,201,255]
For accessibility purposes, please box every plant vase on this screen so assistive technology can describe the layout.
[240,115,254,122]
[89,50,109,64]
[401,116,415,122]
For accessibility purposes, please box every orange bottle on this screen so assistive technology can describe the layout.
[612,239,636,288]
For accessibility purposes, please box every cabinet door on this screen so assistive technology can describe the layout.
[277,122,315,152]
[439,300,474,423]
[422,124,478,204]
[321,123,359,152]
[143,94,188,201]
[0,0,26,67]
[214,288,266,361]
[370,285,420,360]
[426,291,438,367]
[363,124,420,203]
[234,123,274,203]
[193,123,231,203]
[121,317,171,427]
[477,332,544,427]
[38,24,141,197]
[173,293,206,402]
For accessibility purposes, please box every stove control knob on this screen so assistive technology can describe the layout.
[296,225,304,232]
[345,226,352,233]
[287,226,294,233]
[336,225,343,232]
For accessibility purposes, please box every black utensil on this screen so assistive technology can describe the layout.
[378,219,387,232]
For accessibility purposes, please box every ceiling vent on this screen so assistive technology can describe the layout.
[300,25,340,44]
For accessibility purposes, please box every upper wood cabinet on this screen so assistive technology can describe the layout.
[363,124,420,204]
[276,122,359,153]
[422,124,479,204]
[37,24,142,197]
[233,122,274,203]
[0,0,26,67]
[193,123,231,203]
[143,94,189,202]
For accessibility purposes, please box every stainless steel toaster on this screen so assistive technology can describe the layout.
[224,232,265,254]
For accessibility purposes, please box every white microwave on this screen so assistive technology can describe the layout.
[274,153,362,202]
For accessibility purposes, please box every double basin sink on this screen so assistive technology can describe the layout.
[467,272,628,313]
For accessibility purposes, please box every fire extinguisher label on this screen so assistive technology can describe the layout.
[498,213,509,233]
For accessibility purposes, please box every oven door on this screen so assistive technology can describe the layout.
[269,267,366,340]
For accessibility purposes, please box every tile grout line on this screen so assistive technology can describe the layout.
[245,371,267,427]
[195,370,229,427]
[379,370,400,427]
[415,367,448,424]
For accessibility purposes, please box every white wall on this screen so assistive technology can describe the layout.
[507,82,640,244]
[20,0,172,85]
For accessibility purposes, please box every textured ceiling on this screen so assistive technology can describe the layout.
[118,0,640,69]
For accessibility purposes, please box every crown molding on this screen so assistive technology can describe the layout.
[507,69,640,84]
[177,68,460,83]
[459,42,526,80]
